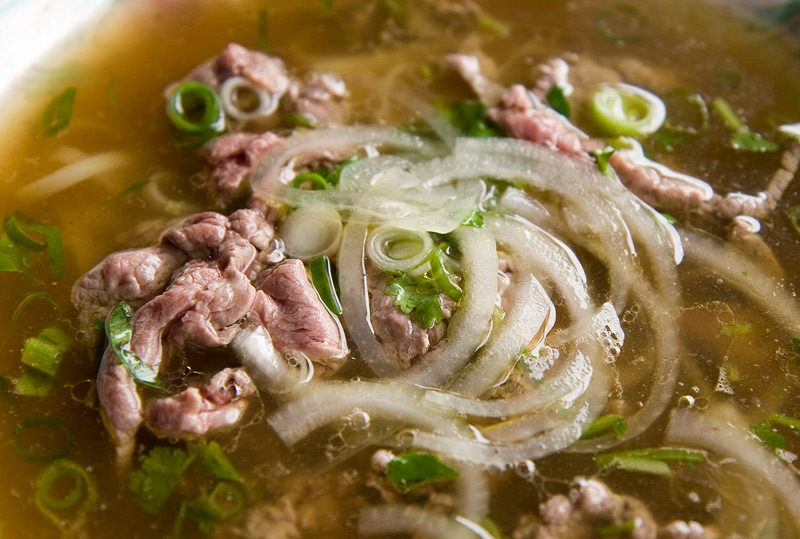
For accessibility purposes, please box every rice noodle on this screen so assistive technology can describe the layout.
[17,150,130,200]
[358,505,494,539]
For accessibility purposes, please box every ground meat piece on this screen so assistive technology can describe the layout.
[71,244,187,345]
[255,259,347,371]
[368,273,449,370]
[204,131,283,207]
[145,368,255,438]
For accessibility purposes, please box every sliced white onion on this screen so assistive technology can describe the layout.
[366,225,435,273]
[359,505,490,539]
[219,75,280,122]
[279,203,342,260]
[231,326,307,396]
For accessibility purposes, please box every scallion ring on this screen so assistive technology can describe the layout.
[366,225,435,273]
[429,243,463,302]
[219,75,279,122]
[203,481,245,520]
[662,89,709,136]
[34,460,97,527]
[290,172,330,190]
[310,255,342,316]
[597,3,652,44]
[12,416,73,461]
[166,81,225,136]
[279,203,342,260]
[590,83,666,137]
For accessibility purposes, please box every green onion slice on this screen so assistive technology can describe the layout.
[11,292,62,322]
[290,172,330,190]
[580,413,627,440]
[596,447,706,475]
[201,481,245,521]
[429,243,463,302]
[42,87,77,136]
[105,301,163,390]
[166,81,225,136]
[34,460,97,528]
[21,336,64,377]
[2,212,65,279]
[597,3,652,44]
[309,255,343,316]
[12,416,73,461]
[590,83,666,137]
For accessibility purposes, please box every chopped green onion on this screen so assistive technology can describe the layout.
[750,420,786,451]
[114,179,152,199]
[309,255,342,316]
[0,233,26,274]
[769,413,800,430]
[429,243,463,302]
[14,369,55,397]
[2,212,65,279]
[730,128,779,152]
[590,147,616,174]
[661,89,709,136]
[281,111,317,129]
[324,155,359,186]
[196,481,244,522]
[290,172,329,190]
[42,87,77,136]
[257,9,269,50]
[476,12,510,37]
[590,83,666,138]
[105,301,164,390]
[11,291,61,322]
[546,85,571,117]
[386,452,459,493]
[719,322,752,337]
[35,460,97,529]
[711,97,744,131]
[12,416,73,461]
[166,82,225,138]
[21,337,64,377]
[660,212,678,225]
[601,519,639,536]
[597,3,652,44]
[581,414,628,440]
[596,447,705,475]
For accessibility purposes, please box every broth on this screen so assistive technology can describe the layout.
[1,0,799,538]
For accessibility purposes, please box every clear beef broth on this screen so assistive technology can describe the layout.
[0,0,799,537]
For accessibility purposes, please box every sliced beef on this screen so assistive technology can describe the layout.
[204,131,283,206]
[287,72,349,126]
[255,259,346,372]
[96,348,143,459]
[181,42,290,96]
[444,53,505,105]
[71,244,188,344]
[531,57,572,102]
[145,368,256,438]
[368,273,451,370]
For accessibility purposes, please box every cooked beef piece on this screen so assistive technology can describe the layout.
[181,42,290,96]
[254,259,346,372]
[368,273,450,370]
[145,368,255,438]
[96,348,143,459]
[287,72,349,125]
[531,57,572,102]
[71,244,188,345]
[204,132,283,207]
[443,53,505,105]
[658,520,716,539]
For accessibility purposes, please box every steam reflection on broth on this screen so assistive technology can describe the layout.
[0,0,799,538]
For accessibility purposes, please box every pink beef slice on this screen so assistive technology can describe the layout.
[145,367,255,438]
[204,131,283,206]
[71,244,188,344]
[184,42,290,95]
[252,259,346,370]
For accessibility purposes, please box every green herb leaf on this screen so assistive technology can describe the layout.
[0,233,27,274]
[105,302,163,390]
[581,414,628,440]
[590,147,616,174]
[385,452,459,493]
[546,85,571,117]
[596,447,706,476]
[441,101,503,138]
[730,127,779,153]
[310,255,343,316]
[385,275,443,329]
[42,87,77,136]
[193,440,242,482]
[750,420,786,451]
[601,519,639,536]
[130,445,196,514]
[462,210,484,228]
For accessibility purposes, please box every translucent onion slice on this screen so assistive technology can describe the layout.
[18,151,131,201]
[267,380,466,445]
[279,203,342,260]
[665,406,800,533]
[231,327,310,396]
[366,225,435,273]
[359,505,493,539]
[219,75,280,122]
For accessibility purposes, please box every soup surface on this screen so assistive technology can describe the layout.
[1,0,800,538]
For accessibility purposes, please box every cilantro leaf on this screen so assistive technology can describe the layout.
[730,127,779,152]
[441,100,503,138]
[194,440,242,482]
[546,85,571,117]
[385,275,443,329]
[385,452,459,493]
[750,420,786,452]
[130,445,196,514]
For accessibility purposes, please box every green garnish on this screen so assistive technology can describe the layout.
[712,97,778,152]
[581,414,628,440]
[324,155,360,187]
[130,445,196,514]
[385,451,459,493]
[105,301,164,390]
[194,440,243,482]
[750,420,786,451]
[441,100,503,138]
[660,212,678,224]
[661,89,709,136]
[35,459,97,530]
[788,206,800,239]
[290,172,330,190]
[590,147,616,174]
[42,87,77,136]
[309,255,343,316]
[429,243,463,302]
[114,179,152,199]
[14,369,55,397]
[166,81,225,148]
[596,447,706,476]
[719,322,752,337]
[2,211,65,279]
[12,416,73,462]
[792,337,800,364]
[385,274,443,329]
[0,233,26,274]
[462,210,484,228]
[174,481,246,535]
[281,111,317,129]
[476,12,510,37]
[11,291,61,322]
[316,0,334,9]
[546,85,571,118]
[15,326,73,397]
[590,84,665,138]
[597,3,652,44]
[770,413,800,430]
[257,9,269,50]
[600,519,639,536]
